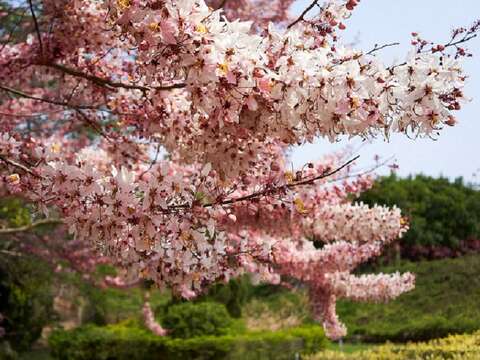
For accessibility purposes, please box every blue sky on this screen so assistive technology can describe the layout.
[290,0,480,183]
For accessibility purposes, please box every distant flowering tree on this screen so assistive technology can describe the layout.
[0,0,478,339]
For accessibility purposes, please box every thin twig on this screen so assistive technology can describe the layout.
[0,8,27,54]
[0,84,105,111]
[139,142,162,179]
[443,33,478,51]
[287,155,359,189]
[1,150,359,215]
[0,218,63,234]
[75,109,112,143]
[366,42,400,55]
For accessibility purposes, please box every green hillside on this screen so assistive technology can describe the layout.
[337,255,480,342]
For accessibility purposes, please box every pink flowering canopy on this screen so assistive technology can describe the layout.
[0,0,478,339]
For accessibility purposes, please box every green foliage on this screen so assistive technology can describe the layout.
[0,256,54,351]
[0,341,19,360]
[162,302,236,339]
[48,323,327,360]
[200,277,252,318]
[0,196,59,237]
[337,255,480,342]
[0,197,31,228]
[358,174,480,248]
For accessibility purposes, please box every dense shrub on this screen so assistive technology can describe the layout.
[162,302,235,338]
[48,323,327,360]
[358,174,480,258]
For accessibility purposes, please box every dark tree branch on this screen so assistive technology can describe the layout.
[286,155,359,189]
[0,84,106,111]
[0,154,42,178]
[27,0,44,56]
[0,218,63,234]
[215,0,228,10]
[171,155,360,210]
[287,0,319,29]
[47,63,187,92]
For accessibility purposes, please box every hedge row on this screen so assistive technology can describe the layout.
[309,331,480,359]
[48,323,327,360]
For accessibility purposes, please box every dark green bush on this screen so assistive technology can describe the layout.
[48,323,327,360]
[162,302,234,339]
[200,277,252,318]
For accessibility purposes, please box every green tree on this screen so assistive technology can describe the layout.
[0,255,53,351]
[359,174,480,249]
